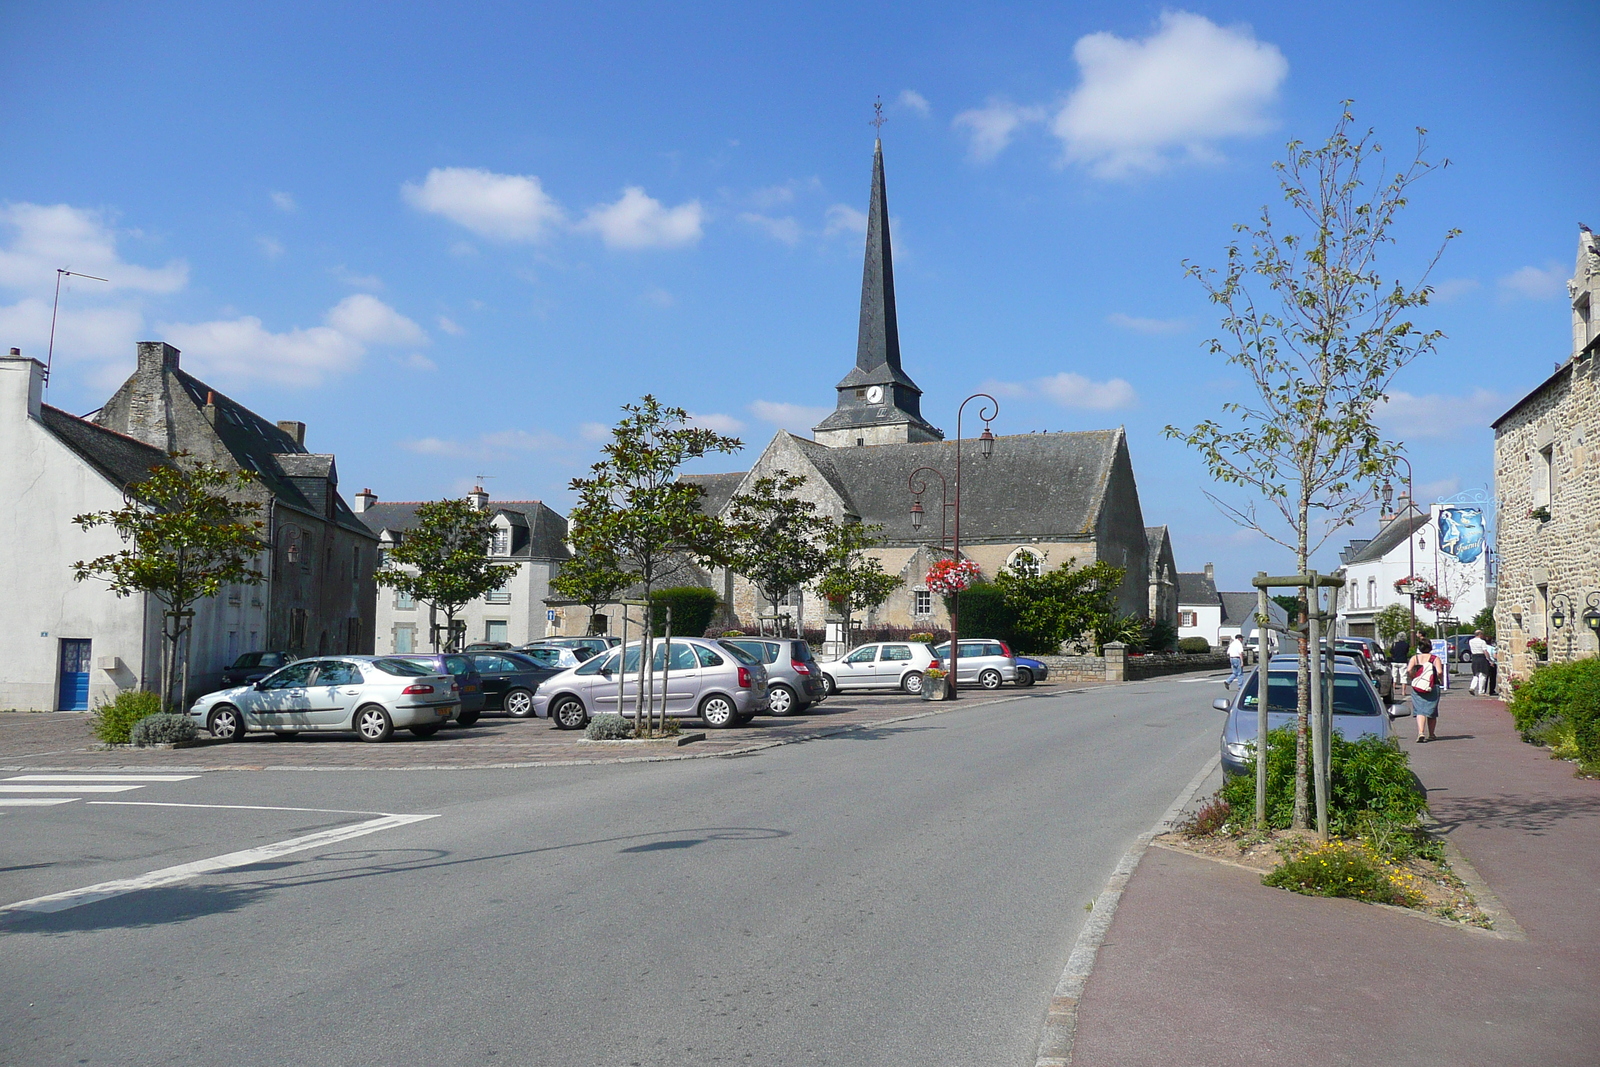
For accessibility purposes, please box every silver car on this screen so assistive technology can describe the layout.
[1214,655,1390,776]
[188,656,460,743]
[817,642,942,695]
[532,637,768,730]
[930,639,1018,690]
[720,639,828,716]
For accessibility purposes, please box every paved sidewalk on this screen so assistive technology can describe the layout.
[1069,690,1600,1067]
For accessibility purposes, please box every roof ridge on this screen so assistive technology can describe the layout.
[43,404,168,453]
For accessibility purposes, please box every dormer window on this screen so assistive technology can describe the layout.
[490,528,510,556]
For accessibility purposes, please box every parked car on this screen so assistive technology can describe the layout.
[464,641,514,652]
[817,641,942,695]
[532,637,769,730]
[190,656,459,743]
[720,638,826,715]
[469,651,561,717]
[1214,655,1389,777]
[1013,656,1049,687]
[531,636,620,659]
[1339,636,1387,665]
[1326,639,1394,702]
[514,645,585,671]
[930,639,1018,690]
[218,650,296,689]
[393,653,485,725]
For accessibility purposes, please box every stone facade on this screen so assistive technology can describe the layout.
[1493,229,1600,680]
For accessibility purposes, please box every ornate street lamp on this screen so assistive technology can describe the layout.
[1550,592,1572,632]
[1584,592,1600,638]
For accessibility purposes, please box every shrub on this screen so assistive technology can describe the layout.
[585,714,633,740]
[1220,725,1426,834]
[1145,620,1179,653]
[89,690,162,744]
[1177,796,1233,837]
[952,582,1019,649]
[1505,658,1600,734]
[1263,840,1420,905]
[1178,637,1213,654]
[129,712,199,746]
[648,587,720,638]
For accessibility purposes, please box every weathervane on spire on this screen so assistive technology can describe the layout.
[870,96,887,134]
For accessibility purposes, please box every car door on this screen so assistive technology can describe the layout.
[650,639,703,716]
[471,653,513,709]
[591,645,644,716]
[833,644,879,690]
[878,644,915,687]
[308,660,365,728]
[247,661,317,729]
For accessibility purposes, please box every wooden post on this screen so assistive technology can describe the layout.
[1254,574,1271,828]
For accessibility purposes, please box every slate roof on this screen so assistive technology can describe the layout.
[1177,571,1219,607]
[359,501,570,560]
[40,405,172,490]
[680,472,747,518]
[1343,505,1430,565]
[1219,592,1288,630]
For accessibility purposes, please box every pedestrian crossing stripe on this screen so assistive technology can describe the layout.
[0,773,201,813]
[5,774,198,782]
[0,798,78,806]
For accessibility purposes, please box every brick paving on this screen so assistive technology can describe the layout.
[0,681,1097,772]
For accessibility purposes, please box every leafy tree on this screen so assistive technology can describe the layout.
[72,455,267,712]
[1165,105,1455,830]
[995,557,1126,655]
[1469,604,1495,642]
[1373,603,1418,647]
[1271,594,1303,627]
[724,470,831,636]
[816,521,901,648]
[566,396,741,730]
[376,498,518,651]
[550,531,629,635]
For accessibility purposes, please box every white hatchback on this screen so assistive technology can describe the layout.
[817,642,942,695]
[188,656,460,742]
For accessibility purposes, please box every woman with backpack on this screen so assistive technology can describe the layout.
[1407,635,1445,742]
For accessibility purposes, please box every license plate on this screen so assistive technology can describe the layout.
[437,708,451,717]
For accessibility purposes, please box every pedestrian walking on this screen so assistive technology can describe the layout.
[1486,638,1500,697]
[1468,630,1492,695]
[1225,634,1245,689]
[1388,631,1410,693]
[1407,642,1445,742]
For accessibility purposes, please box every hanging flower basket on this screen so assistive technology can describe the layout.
[925,558,982,597]
[1394,576,1451,614]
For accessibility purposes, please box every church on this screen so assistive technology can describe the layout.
[684,137,1165,639]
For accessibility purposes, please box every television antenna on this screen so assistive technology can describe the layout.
[47,268,109,387]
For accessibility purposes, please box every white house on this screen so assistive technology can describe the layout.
[1177,563,1288,649]
[1337,498,1490,639]
[0,350,254,710]
[359,488,569,652]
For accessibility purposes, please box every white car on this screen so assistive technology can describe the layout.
[817,642,943,695]
[188,656,460,743]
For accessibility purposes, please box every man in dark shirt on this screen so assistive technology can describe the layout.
[1388,633,1410,693]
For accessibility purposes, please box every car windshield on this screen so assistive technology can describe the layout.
[1240,671,1381,716]
[231,652,264,668]
[717,641,761,666]
[370,658,433,677]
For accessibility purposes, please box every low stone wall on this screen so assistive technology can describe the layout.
[1035,650,1229,683]
[1036,654,1113,683]
[1127,652,1230,679]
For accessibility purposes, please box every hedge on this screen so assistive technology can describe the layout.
[649,586,720,637]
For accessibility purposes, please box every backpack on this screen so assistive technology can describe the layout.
[1410,655,1442,693]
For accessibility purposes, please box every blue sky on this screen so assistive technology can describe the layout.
[3,1,1596,591]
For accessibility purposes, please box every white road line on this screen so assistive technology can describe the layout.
[5,774,199,782]
[0,813,440,915]
[0,784,143,793]
[0,798,79,807]
[89,801,391,816]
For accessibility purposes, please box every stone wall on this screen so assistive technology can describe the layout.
[1031,650,1228,683]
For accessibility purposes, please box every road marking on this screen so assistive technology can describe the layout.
[0,784,143,793]
[89,801,391,816]
[0,813,440,915]
[4,774,199,782]
[0,798,79,806]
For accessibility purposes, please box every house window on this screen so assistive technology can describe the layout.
[486,582,511,605]
[914,590,932,616]
[485,620,509,643]
[394,624,415,654]
[490,528,510,556]
[395,590,415,611]
[1534,444,1555,508]
[290,608,308,649]
[1179,610,1197,627]
[1006,547,1044,578]
[1367,578,1376,607]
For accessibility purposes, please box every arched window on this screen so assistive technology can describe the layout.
[1006,547,1044,578]
[1367,578,1377,607]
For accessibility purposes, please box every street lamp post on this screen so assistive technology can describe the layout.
[908,393,998,700]
[1382,457,1419,655]
[1550,592,1574,662]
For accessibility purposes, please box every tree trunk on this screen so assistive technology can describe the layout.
[1294,500,1311,830]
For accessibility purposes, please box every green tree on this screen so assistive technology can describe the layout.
[1271,594,1303,628]
[725,470,831,635]
[1165,105,1455,830]
[376,498,518,651]
[816,520,901,648]
[566,396,741,730]
[550,531,629,635]
[1469,604,1495,642]
[995,557,1126,655]
[1373,603,1418,646]
[72,455,267,712]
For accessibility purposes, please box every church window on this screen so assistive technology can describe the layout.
[1006,548,1044,578]
[914,590,932,616]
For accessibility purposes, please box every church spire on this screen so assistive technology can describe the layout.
[856,138,902,376]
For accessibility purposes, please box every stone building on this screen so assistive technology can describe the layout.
[1147,526,1178,628]
[93,342,377,674]
[1492,226,1600,679]
[359,488,569,652]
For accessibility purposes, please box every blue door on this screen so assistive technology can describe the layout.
[58,639,92,711]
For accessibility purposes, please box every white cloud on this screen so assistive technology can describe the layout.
[642,285,676,308]
[270,191,297,213]
[0,296,144,366]
[749,399,831,433]
[1376,389,1506,439]
[402,167,566,242]
[689,412,745,433]
[325,293,428,346]
[256,236,285,260]
[402,428,565,459]
[953,99,1047,162]
[329,264,383,290]
[580,187,704,249]
[160,316,364,388]
[1052,11,1287,177]
[898,89,931,117]
[399,352,437,371]
[1430,278,1480,302]
[0,202,188,294]
[1498,263,1566,300]
[579,421,612,443]
[824,204,867,237]
[1106,311,1188,334]
[739,212,802,246]
[985,372,1138,410]
[436,315,465,335]
[747,179,819,210]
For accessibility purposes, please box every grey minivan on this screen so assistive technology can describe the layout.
[532,637,768,730]
[1215,655,1390,777]
[720,639,826,716]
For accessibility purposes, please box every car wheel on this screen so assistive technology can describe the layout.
[273,730,299,739]
[355,704,394,743]
[410,724,440,738]
[901,671,924,695]
[822,674,838,696]
[979,669,1003,690]
[700,694,738,729]
[455,710,481,727]
[767,683,798,716]
[208,705,243,741]
[504,688,535,718]
[1015,667,1035,688]
[552,696,588,731]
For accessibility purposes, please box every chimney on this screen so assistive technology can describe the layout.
[1204,562,1215,584]
[353,488,376,513]
[468,486,489,510]
[204,390,217,426]
[136,341,180,373]
[277,420,306,448]
[2,348,45,421]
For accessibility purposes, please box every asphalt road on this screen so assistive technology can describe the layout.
[0,674,1224,1067]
